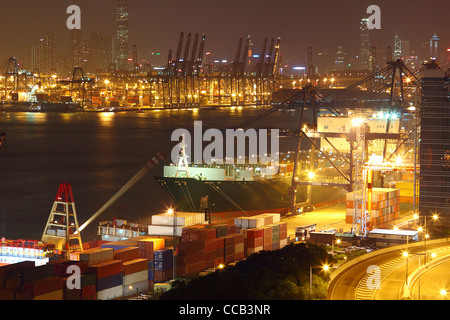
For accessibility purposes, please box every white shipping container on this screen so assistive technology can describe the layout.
[123,279,149,296]
[234,218,243,228]
[148,225,184,236]
[249,217,265,228]
[151,212,205,227]
[97,285,123,300]
[123,270,148,286]
[263,213,281,223]
[280,238,288,249]
[241,218,250,229]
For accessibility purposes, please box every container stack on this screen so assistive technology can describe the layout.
[153,249,173,284]
[244,228,264,256]
[177,239,205,278]
[204,238,224,268]
[89,260,123,300]
[346,188,401,227]
[234,213,287,257]
[75,248,114,266]
[137,238,165,260]
[122,258,148,297]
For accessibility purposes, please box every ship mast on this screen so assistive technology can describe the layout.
[176,133,190,178]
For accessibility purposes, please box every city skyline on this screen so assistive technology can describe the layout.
[0,0,448,72]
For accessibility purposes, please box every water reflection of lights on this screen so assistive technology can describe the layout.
[25,112,48,123]
[99,112,115,124]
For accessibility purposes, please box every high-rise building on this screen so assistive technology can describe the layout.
[335,46,345,70]
[70,29,84,68]
[419,62,450,225]
[27,32,56,75]
[89,31,113,73]
[394,34,402,60]
[359,17,370,70]
[115,0,129,71]
[429,32,440,61]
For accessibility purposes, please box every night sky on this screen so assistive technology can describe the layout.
[0,0,448,66]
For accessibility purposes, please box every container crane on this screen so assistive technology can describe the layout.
[41,151,165,255]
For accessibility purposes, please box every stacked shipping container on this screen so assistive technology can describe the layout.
[234,213,287,257]
[346,188,401,227]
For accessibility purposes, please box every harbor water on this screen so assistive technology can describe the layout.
[0,107,302,242]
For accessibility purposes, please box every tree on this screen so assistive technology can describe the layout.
[160,242,334,300]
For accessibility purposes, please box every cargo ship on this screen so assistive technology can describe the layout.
[154,151,348,224]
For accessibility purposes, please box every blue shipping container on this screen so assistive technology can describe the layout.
[96,273,123,292]
[154,249,173,261]
[148,270,154,281]
[154,260,173,271]
[148,260,154,271]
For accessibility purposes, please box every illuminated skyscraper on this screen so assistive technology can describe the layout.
[429,32,439,61]
[359,17,370,70]
[115,0,129,71]
[27,32,56,75]
[419,62,450,225]
[335,46,345,70]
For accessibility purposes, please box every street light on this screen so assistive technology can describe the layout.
[129,285,139,299]
[310,264,330,298]
[332,239,341,255]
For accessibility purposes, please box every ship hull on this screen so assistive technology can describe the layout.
[154,176,347,224]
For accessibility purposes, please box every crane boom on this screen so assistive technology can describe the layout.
[77,152,165,233]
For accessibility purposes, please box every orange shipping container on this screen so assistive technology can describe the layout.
[123,259,148,275]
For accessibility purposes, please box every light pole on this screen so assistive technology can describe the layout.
[309,264,329,298]
[129,285,139,299]
[332,239,341,256]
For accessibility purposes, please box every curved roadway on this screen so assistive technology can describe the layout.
[327,240,450,300]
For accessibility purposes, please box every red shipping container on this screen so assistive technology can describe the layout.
[205,240,217,253]
[123,259,148,275]
[114,247,140,262]
[226,225,237,235]
[224,246,235,256]
[214,257,224,266]
[53,261,88,277]
[246,228,264,240]
[225,254,235,264]
[215,238,224,250]
[223,235,235,247]
[154,269,173,283]
[263,236,272,246]
[278,222,287,233]
[247,237,264,249]
[23,277,64,297]
[14,289,32,300]
[81,284,96,298]
[88,260,123,279]
[178,251,205,265]
[263,226,272,238]
[234,233,244,244]
[235,251,245,261]
[0,289,14,300]
[178,240,205,255]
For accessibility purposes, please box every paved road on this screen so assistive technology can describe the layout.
[409,256,450,300]
[327,241,450,300]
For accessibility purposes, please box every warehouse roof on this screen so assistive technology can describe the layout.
[369,229,418,236]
